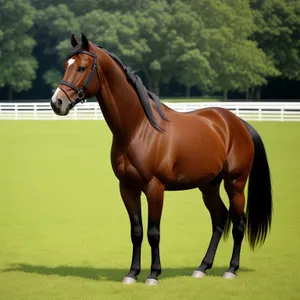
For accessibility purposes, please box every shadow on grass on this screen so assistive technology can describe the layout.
[2,263,254,282]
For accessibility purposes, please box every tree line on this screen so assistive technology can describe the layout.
[0,0,299,100]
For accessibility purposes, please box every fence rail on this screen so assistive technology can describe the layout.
[1,101,300,121]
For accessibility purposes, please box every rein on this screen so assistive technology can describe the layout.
[59,50,101,108]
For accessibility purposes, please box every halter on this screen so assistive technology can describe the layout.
[59,50,101,108]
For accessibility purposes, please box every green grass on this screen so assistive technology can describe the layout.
[0,120,300,300]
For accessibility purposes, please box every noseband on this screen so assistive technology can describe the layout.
[59,50,101,108]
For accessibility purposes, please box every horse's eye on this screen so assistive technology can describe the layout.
[78,66,85,72]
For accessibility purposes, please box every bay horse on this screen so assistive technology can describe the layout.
[50,34,272,285]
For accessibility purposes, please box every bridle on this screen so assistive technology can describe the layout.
[59,50,101,108]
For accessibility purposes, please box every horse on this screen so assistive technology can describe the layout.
[50,33,273,285]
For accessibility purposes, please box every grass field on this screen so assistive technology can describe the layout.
[1,120,300,300]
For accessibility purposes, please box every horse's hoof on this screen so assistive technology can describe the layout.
[192,270,206,278]
[122,277,137,284]
[223,272,236,279]
[145,278,159,285]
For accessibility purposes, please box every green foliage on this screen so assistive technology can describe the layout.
[32,4,80,93]
[34,4,79,55]
[43,69,63,90]
[71,0,148,15]
[250,0,300,80]
[167,1,215,93]
[1,0,299,98]
[0,0,38,97]
[190,0,279,96]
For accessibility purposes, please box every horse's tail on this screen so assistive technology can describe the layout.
[242,120,273,250]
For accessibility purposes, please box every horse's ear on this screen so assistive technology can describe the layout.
[81,33,89,50]
[71,33,79,47]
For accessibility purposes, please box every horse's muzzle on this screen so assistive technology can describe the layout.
[50,98,70,116]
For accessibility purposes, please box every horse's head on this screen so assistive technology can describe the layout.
[51,33,101,116]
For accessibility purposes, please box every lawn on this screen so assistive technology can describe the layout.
[0,120,300,300]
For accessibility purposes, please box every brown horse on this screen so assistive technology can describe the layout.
[50,34,272,285]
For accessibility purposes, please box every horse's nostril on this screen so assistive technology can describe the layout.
[57,99,63,106]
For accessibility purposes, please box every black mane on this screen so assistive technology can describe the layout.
[67,43,168,132]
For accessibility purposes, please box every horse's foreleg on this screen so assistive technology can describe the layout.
[144,177,165,285]
[119,182,142,284]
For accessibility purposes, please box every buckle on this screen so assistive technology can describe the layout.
[77,89,85,100]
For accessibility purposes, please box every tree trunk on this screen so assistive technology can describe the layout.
[154,84,160,97]
[8,86,13,101]
[250,87,255,100]
[256,87,261,100]
[153,78,160,96]
[246,89,249,100]
[223,89,228,101]
[142,65,153,91]
[186,86,191,98]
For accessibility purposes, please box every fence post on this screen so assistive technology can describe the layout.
[74,107,78,120]
[15,103,18,120]
[259,106,262,121]
[34,103,37,120]
[94,105,97,120]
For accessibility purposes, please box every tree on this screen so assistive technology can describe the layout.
[136,6,168,94]
[71,4,166,95]
[71,0,148,15]
[176,48,216,97]
[43,68,63,90]
[167,1,216,97]
[34,4,79,56]
[190,0,279,99]
[206,28,279,99]
[31,4,80,93]
[250,0,300,81]
[0,0,38,100]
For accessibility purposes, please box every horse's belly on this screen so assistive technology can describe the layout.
[160,154,223,191]
[164,179,204,191]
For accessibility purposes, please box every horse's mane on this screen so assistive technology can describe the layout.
[67,44,168,132]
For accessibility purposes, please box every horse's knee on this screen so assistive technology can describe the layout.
[147,226,160,247]
[131,225,143,245]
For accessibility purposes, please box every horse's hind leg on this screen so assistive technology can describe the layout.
[222,174,248,279]
[192,175,229,278]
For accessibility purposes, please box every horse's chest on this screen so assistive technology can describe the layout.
[112,154,145,186]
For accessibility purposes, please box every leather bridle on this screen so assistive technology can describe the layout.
[59,50,101,108]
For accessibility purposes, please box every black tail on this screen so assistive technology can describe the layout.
[242,120,273,250]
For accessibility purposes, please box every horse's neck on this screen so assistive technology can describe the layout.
[95,48,145,141]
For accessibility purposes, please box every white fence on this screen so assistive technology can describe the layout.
[1,101,300,121]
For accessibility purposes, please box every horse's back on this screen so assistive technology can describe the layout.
[155,107,229,189]
[160,106,254,186]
